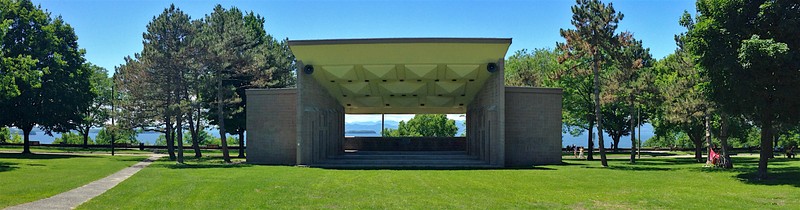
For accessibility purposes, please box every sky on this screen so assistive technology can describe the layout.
[32,0,697,123]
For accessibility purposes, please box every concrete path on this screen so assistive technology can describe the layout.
[6,154,165,210]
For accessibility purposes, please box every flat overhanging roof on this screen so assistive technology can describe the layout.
[289,38,511,114]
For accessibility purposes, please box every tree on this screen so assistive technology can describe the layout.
[684,0,800,178]
[95,127,138,145]
[197,5,273,163]
[0,0,92,154]
[117,5,195,163]
[74,63,111,148]
[214,13,296,158]
[655,51,710,163]
[0,127,10,143]
[382,114,458,137]
[558,0,624,166]
[0,0,39,101]
[53,132,86,145]
[504,48,561,87]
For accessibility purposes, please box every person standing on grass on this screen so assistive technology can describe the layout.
[578,146,585,159]
[573,144,579,158]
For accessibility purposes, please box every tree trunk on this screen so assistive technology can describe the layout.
[587,119,594,160]
[82,131,90,148]
[593,53,607,167]
[188,112,201,158]
[22,126,32,154]
[758,118,773,179]
[771,130,779,158]
[166,116,175,160]
[693,138,703,163]
[176,114,184,164]
[612,136,621,153]
[630,97,636,164]
[705,115,713,165]
[719,113,733,169]
[238,130,245,158]
[218,71,231,163]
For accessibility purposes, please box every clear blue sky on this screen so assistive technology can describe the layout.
[34,0,696,73]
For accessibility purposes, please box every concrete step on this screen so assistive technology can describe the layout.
[311,163,499,169]
[315,158,491,169]
[320,158,486,164]
[346,151,468,155]
[331,154,479,160]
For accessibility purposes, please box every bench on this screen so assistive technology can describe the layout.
[30,141,40,145]
[206,144,219,149]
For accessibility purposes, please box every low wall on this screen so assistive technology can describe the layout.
[343,137,466,151]
[505,87,563,166]
[246,88,298,165]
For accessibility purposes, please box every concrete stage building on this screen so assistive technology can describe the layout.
[246,38,562,168]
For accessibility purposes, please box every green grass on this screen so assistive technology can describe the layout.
[78,155,800,209]
[0,153,146,208]
[0,145,155,155]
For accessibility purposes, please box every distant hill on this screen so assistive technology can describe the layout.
[345,120,466,137]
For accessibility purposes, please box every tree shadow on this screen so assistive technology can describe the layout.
[153,156,252,169]
[603,165,672,171]
[559,161,588,166]
[316,166,557,171]
[0,161,19,172]
[161,163,254,169]
[0,153,88,160]
[735,167,800,188]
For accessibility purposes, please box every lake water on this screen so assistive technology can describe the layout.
[9,123,655,148]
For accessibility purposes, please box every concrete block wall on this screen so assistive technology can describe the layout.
[466,59,506,167]
[246,88,298,165]
[504,87,563,166]
[297,61,345,165]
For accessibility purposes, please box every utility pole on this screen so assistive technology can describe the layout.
[381,114,385,137]
[110,74,116,156]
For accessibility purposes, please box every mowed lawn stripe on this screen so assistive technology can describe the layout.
[77,156,800,209]
[0,153,146,208]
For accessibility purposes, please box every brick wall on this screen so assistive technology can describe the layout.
[466,59,505,166]
[504,87,563,166]
[297,61,345,165]
[246,88,298,165]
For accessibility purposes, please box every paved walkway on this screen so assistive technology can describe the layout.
[5,154,165,210]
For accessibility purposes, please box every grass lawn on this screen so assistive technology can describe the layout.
[0,145,154,155]
[78,155,800,209]
[0,153,146,208]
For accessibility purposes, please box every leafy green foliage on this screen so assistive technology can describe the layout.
[557,0,625,164]
[8,132,21,144]
[0,0,93,154]
[53,132,89,145]
[182,130,213,146]
[504,48,562,87]
[684,0,800,177]
[0,127,8,143]
[75,63,112,146]
[95,128,138,145]
[382,114,457,137]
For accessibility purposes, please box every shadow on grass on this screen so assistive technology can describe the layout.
[0,153,88,160]
[735,166,800,188]
[316,166,558,171]
[161,163,253,169]
[604,165,672,171]
[153,157,252,169]
[0,161,19,172]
